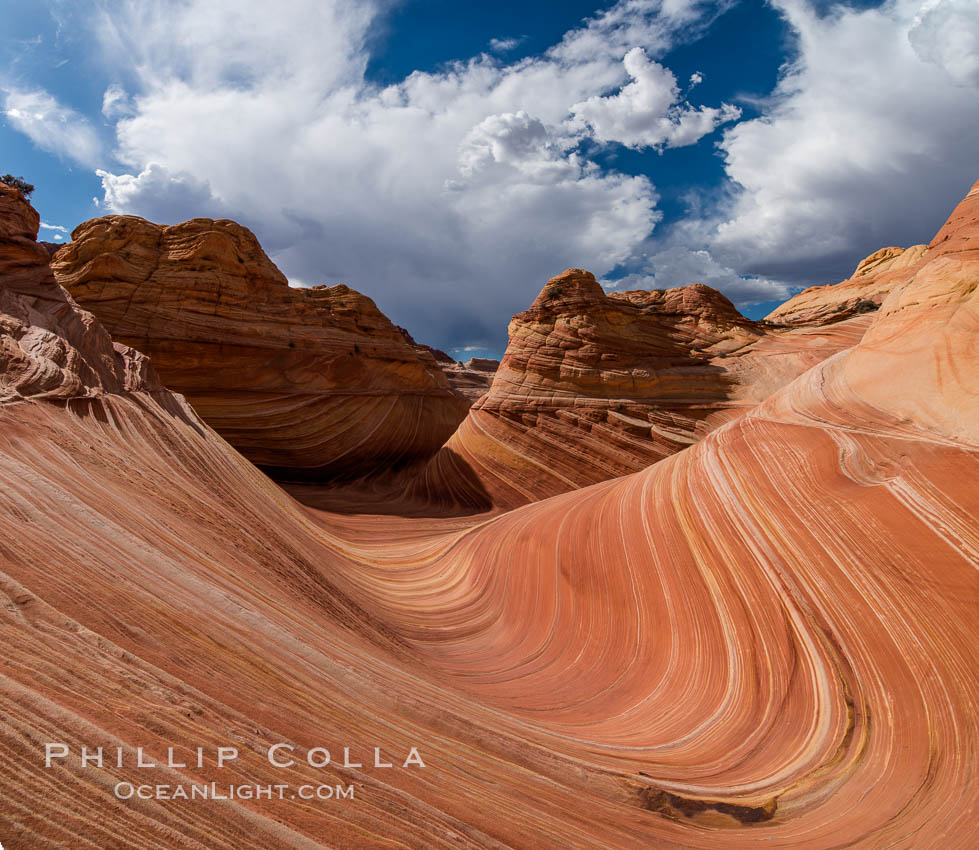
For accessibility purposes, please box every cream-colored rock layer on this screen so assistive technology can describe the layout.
[52,215,469,478]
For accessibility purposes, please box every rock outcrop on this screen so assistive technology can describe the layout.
[52,215,469,478]
[439,356,499,401]
[0,183,167,404]
[768,180,979,328]
[411,269,874,508]
[765,244,929,326]
[0,179,976,849]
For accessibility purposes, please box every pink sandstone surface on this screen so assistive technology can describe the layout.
[0,179,976,848]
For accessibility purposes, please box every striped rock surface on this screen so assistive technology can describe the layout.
[51,214,469,479]
[413,181,979,510]
[764,179,979,328]
[0,180,976,849]
[409,271,874,509]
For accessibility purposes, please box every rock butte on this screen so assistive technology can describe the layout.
[395,323,499,401]
[414,181,979,510]
[410,269,878,509]
[0,178,977,848]
[439,356,499,401]
[52,214,470,479]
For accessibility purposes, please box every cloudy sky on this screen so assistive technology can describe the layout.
[2,0,977,357]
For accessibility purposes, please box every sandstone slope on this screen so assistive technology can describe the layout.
[765,243,930,326]
[765,181,978,327]
[411,270,873,509]
[52,215,469,479]
[0,180,977,849]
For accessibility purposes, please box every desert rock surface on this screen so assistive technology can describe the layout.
[52,214,469,479]
[0,180,976,848]
[412,269,876,508]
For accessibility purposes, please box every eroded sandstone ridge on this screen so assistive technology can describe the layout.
[0,183,166,403]
[52,215,469,478]
[411,269,875,508]
[0,180,977,849]
[766,182,978,327]
[765,244,930,326]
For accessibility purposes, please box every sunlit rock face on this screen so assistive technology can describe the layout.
[767,180,979,329]
[410,269,874,509]
[0,183,165,403]
[0,181,976,849]
[52,214,469,479]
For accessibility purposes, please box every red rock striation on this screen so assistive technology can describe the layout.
[411,269,874,509]
[51,215,469,479]
[0,179,977,849]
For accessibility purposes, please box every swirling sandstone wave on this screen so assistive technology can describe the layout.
[52,215,469,479]
[0,180,976,848]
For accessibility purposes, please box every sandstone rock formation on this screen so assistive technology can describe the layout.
[52,215,469,479]
[439,356,499,401]
[0,183,167,404]
[765,244,929,326]
[0,179,977,849]
[411,269,875,509]
[765,181,977,331]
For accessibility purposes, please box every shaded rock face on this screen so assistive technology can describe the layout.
[411,269,869,509]
[394,323,497,401]
[53,215,470,479]
[394,323,455,363]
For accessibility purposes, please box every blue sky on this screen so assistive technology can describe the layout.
[2,0,977,359]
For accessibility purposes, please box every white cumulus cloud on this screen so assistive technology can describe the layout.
[908,0,979,87]
[83,0,737,350]
[571,47,740,149]
[706,0,979,287]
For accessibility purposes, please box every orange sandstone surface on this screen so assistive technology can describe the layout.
[414,181,979,510]
[764,180,979,328]
[51,214,469,479]
[0,179,977,848]
[410,269,876,509]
